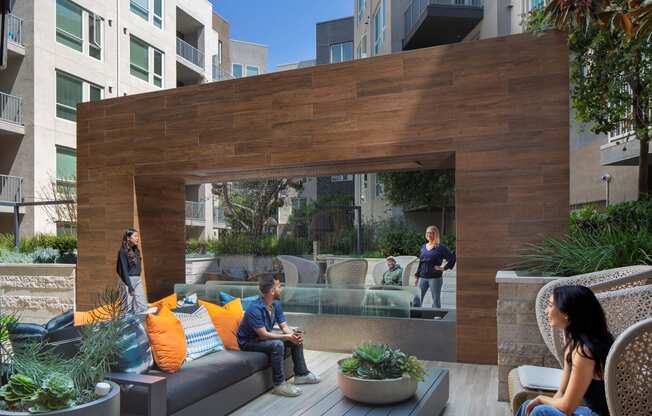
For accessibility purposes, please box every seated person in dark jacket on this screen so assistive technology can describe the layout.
[237,275,320,397]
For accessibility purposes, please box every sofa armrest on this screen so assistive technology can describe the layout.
[107,372,167,416]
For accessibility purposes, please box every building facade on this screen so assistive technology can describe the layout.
[230,39,267,79]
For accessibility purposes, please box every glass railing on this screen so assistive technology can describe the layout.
[185,201,205,221]
[404,0,483,37]
[176,37,204,69]
[175,281,414,318]
[212,66,235,82]
[7,14,23,46]
[0,174,23,203]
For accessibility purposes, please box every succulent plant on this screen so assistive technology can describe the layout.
[340,343,426,382]
[0,374,38,406]
[30,373,76,412]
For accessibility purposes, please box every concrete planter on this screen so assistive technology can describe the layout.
[337,361,417,405]
[0,381,119,416]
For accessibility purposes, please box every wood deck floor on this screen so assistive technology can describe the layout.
[231,350,510,416]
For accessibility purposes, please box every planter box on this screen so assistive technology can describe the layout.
[0,264,75,324]
[0,381,119,416]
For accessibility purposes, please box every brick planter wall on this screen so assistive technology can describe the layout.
[496,271,559,401]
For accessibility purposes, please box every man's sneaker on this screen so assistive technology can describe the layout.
[273,382,302,397]
[294,372,321,385]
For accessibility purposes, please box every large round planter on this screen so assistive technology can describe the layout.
[0,381,120,416]
[336,363,417,404]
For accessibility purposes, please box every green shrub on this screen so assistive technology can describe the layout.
[0,234,14,250]
[339,343,426,381]
[374,220,423,257]
[19,235,76,254]
[186,239,210,255]
[441,234,456,253]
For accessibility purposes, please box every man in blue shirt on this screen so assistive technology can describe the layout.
[237,275,320,397]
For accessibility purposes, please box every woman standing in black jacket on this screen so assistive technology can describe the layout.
[116,228,147,312]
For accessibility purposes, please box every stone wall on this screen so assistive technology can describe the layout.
[0,264,75,324]
[496,271,559,401]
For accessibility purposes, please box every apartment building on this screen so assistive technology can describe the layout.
[276,59,315,72]
[230,39,267,79]
[352,0,640,209]
[0,0,268,239]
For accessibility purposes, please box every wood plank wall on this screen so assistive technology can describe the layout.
[77,31,569,364]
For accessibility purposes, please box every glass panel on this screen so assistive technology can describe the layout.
[56,146,77,181]
[130,37,149,81]
[342,42,353,62]
[218,40,223,64]
[56,72,82,121]
[56,0,82,51]
[89,14,101,60]
[154,49,163,87]
[154,0,163,28]
[233,63,243,78]
[330,44,341,64]
[90,85,102,102]
[130,0,149,20]
[246,66,259,77]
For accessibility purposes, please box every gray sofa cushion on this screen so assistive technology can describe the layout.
[122,348,290,415]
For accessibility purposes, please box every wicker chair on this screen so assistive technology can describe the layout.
[605,318,652,416]
[536,265,652,365]
[371,256,418,285]
[277,255,320,285]
[402,258,419,287]
[325,259,368,287]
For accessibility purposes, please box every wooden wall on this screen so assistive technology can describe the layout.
[77,31,569,364]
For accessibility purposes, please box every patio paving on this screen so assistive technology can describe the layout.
[231,349,509,416]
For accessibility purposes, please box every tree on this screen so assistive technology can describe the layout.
[38,176,77,233]
[377,170,455,233]
[212,179,302,238]
[532,0,652,197]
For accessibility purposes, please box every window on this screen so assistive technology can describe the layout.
[330,42,353,64]
[373,0,386,55]
[56,71,103,122]
[291,198,307,210]
[246,65,259,77]
[357,0,366,22]
[375,181,384,198]
[56,72,82,121]
[88,13,102,60]
[130,0,149,21]
[153,0,163,28]
[130,36,163,87]
[233,63,243,78]
[56,0,82,52]
[56,146,77,182]
[218,40,223,65]
[360,34,368,58]
[331,175,353,182]
[528,0,545,11]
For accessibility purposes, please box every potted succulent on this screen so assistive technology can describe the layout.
[337,343,426,405]
[0,287,129,415]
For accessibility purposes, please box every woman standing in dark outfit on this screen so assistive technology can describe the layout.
[414,225,455,308]
[116,228,147,313]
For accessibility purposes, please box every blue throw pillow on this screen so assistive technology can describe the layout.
[219,291,258,311]
[113,315,153,374]
[173,305,223,361]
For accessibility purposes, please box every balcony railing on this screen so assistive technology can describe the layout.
[213,207,226,225]
[0,92,23,125]
[7,14,23,46]
[0,174,23,203]
[186,201,205,222]
[177,37,204,69]
[212,66,235,82]
[404,0,483,37]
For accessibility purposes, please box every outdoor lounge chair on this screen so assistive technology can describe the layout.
[371,255,418,285]
[325,259,368,287]
[277,255,320,285]
[508,265,652,414]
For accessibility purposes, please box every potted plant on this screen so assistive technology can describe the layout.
[0,287,129,415]
[337,343,426,405]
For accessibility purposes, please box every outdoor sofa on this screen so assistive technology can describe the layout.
[111,348,294,416]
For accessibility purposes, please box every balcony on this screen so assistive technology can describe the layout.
[213,207,227,227]
[0,92,24,135]
[185,200,206,225]
[0,174,23,206]
[177,37,204,69]
[403,0,484,50]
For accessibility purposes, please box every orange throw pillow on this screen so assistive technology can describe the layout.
[73,304,115,326]
[146,306,186,372]
[149,293,178,312]
[199,299,244,350]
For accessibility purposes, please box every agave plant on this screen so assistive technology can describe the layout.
[0,374,39,408]
[30,373,76,413]
[340,343,426,382]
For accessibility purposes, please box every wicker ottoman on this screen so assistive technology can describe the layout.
[507,368,556,415]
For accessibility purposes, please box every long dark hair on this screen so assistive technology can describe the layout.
[553,285,614,377]
[121,228,140,267]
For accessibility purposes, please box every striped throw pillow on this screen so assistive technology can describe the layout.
[173,305,223,361]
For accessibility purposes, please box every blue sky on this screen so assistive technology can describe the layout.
[209,0,354,71]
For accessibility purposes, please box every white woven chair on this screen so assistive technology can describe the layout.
[535,265,652,364]
[371,256,418,285]
[402,258,419,287]
[325,259,368,287]
[605,317,652,416]
[277,255,320,285]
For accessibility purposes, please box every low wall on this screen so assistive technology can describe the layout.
[496,271,559,401]
[0,264,76,324]
[185,257,220,284]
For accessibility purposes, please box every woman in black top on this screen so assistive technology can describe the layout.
[116,228,147,313]
[413,225,455,308]
[517,285,613,416]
